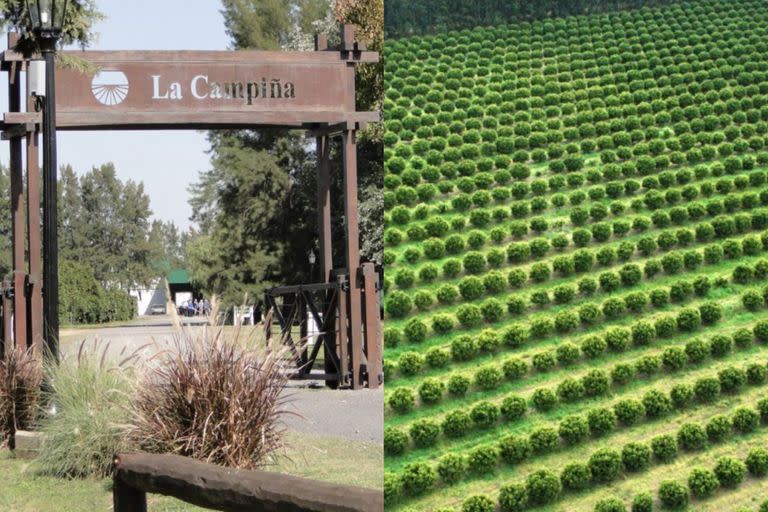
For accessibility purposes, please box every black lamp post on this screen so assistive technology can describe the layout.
[308,251,316,283]
[27,0,68,361]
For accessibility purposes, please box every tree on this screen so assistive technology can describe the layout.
[189,0,383,306]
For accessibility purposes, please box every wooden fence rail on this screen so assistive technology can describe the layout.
[112,453,383,512]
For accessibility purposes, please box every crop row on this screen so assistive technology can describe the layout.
[386,397,768,507]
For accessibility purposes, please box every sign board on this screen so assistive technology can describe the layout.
[54,51,374,130]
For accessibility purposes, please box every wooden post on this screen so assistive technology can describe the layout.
[113,478,147,512]
[26,71,43,353]
[8,33,27,350]
[361,263,381,389]
[342,129,363,389]
[336,272,349,388]
[316,135,333,284]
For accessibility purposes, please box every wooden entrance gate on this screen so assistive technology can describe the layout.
[0,26,381,389]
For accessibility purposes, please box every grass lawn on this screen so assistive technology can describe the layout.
[0,431,382,511]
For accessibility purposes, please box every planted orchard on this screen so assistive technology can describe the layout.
[384,0,768,510]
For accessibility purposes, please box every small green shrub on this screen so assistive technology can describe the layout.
[498,434,532,464]
[526,469,562,505]
[746,447,768,477]
[687,467,719,498]
[595,498,627,512]
[651,434,678,463]
[401,461,436,495]
[658,480,688,509]
[384,427,408,455]
[388,387,416,413]
[714,456,746,487]
[622,442,652,472]
[437,453,468,484]
[498,482,528,512]
[442,409,472,438]
[589,448,623,483]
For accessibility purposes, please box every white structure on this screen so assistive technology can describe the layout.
[233,305,255,325]
[129,278,168,316]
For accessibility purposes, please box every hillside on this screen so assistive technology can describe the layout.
[383,0,768,510]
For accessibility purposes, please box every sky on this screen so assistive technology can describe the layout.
[0,0,232,230]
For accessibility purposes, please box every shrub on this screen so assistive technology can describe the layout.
[611,364,635,387]
[498,483,528,512]
[526,470,562,505]
[383,328,401,349]
[670,383,694,409]
[388,387,416,413]
[582,369,611,396]
[694,377,721,402]
[743,289,765,311]
[418,378,445,404]
[442,409,472,438]
[687,467,719,498]
[755,320,768,342]
[35,345,133,478]
[699,302,723,325]
[559,414,589,445]
[714,456,746,487]
[531,388,558,412]
[386,291,413,317]
[437,453,468,484]
[676,308,701,331]
[475,365,503,390]
[470,401,500,429]
[582,335,607,358]
[677,423,707,451]
[456,304,484,328]
[502,323,528,347]
[502,358,529,380]
[467,445,499,474]
[595,498,627,512]
[747,363,768,384]
[622,442,652,472]
[557,378,585,403]
[384,427,408,456]
[661,347,687,372]
[425,347,451,368]
[498,434,532,464]
[589,448,623,483]
[718,366,746,393]
[746,447,768,477]
[710,334,733,357]
[409,419,440,448]
[658,480,688,509]
[401,461,436,495]
[0,347,41,445]
[651,434,678,463]
[431,314,455,334]
[532,351,557,372]
[614,399,646,426]
[451,335,478,361]
[383,472,401,504]
[588,407,617,436]
[732,407,760,433]
[631,493,653,512]
[556,343,581,365]
[398,352,425,376]
[556,461,592,494]
[685,338,710,364]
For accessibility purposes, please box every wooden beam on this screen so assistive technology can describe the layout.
[112,453,383,512]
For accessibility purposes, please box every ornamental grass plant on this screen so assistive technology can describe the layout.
[126,298,291,470]
[0,346,42,447]
[36,340,136,478]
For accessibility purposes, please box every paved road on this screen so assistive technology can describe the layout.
[60,315,384,444]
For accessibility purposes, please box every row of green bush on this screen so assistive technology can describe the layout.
[386,357,768,457]
[387,401,768,506]
[385,221,768,308]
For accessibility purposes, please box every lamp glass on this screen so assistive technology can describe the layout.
[308,252,316,265]
[27,0,68,32]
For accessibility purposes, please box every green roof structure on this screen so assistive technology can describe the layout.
[166,268,190,285]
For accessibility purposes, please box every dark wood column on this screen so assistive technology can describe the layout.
[26,72,43,352]
[342,128,363,389]
[316,135,333,283]
[8,34,27,350]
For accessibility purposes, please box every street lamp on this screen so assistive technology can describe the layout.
[308,251,316,282]
[27,0,69,362]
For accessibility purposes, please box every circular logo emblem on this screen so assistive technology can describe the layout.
[91,70,129,106]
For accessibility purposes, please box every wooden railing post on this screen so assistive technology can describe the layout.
[113,478,147,512]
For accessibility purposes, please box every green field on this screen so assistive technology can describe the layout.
[383,1,768,510]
